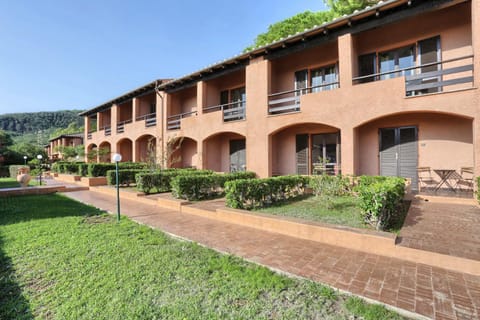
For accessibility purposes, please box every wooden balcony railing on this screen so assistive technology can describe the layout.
[352,55,474,96]
[136,112,157,127]
[167,110,197,130]
[116,119,132,133]
[102,125,111,136]
[268,81,339,115]
[203,100,246,122]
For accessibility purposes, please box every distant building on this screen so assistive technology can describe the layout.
[47,133,84,161]
[80,0,479,192]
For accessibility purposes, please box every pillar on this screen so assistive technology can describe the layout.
[338,33,355,89]
[197,81,206,116]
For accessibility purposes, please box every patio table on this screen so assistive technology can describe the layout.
[433,169,456,192]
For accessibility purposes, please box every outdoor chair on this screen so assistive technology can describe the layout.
[417,167,437,191]
[455,167,474,191]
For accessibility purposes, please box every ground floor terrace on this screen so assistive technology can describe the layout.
[84,111,476,193]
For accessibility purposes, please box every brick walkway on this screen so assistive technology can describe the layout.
[398,197,480,261]
[63,190,480,320]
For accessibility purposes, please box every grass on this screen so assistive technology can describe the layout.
[257,195,367,229]
[257,195,410,233]
[0,194,406,319]
[0,177,42,189]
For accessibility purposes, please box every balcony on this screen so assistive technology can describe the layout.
[100,125,111,136]
[203,100,246,122]
[268,81,339,115]
[167,111,197,130]
[116,119,132,133]
[136,112,157,127]
[353,55,474,97]
[87,132,93,140]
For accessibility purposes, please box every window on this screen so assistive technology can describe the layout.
[220,87,246,121]
[311,65,338,92]
[357,36,439,84]
[379,45,415,80]
[295,64,338,94]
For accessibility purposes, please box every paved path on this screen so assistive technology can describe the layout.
[398,197,480,261]
[63,190,480,320]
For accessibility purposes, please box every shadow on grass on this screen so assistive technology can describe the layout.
[0,194,103,319]
[0,235,34,320]
[0,194,102,226]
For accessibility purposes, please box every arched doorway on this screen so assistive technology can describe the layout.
[204,132,246,172]
[136,135,156,163]
[116,139,133,162]
[87,143,98,163]
[356,112,473,191]
[98,142,111,163]
[270,123,341,176]
[170,137,197,168]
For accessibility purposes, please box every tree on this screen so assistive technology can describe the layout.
[49,122,84,139]
[245,1,375,51]
[246,10,333,51]
[0,130,13,148]
[325,0,377,16]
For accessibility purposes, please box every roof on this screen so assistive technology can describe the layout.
[81,0,461,116]
[49,132,84,142]
[79,79,169,116]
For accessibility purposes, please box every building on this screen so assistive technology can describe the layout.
[47,133,84,161]
[80,0,479,191]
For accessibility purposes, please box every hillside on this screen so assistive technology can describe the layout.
[0,110,84,145]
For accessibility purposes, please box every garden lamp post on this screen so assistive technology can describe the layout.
[23,155,27,165]
[36,154,43,186]
[112,153,122,222]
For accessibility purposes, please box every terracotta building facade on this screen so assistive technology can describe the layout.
[81,0,480,191]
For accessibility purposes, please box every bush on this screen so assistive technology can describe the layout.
[87,162,147,177]
[106,169,147,187]
[171,171,256,201]
[135,169,214,194]
[78,163,88,176]
[0,166,9,177]
[8,165,29,178]
[357,176,405,231]
[225,175,309,210]
[477,177,480,204]
[309,175,351,197]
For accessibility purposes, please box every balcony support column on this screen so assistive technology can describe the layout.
[111,104,118,131]
[339,127,357,176]
[338,33,355,89]
[197,81,206,116]
[132,98,138,122]
[245,57,271,177]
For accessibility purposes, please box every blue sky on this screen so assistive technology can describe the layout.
[0,0,328,114]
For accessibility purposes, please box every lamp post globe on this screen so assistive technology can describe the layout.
[23,155,27,165]
[36,154,43,186]
[112,153,122,222]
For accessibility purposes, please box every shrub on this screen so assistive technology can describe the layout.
[171,171,256,201]
[78,163,88,176]
[8,165,29,178]
[309,175,351,197]
[0,166,10,177]
[106,169,147,187]
[225,175,309,210]
[357,176,405,231]
[87,162,147,177]
[477,177,480,204]
[135,169,214,194]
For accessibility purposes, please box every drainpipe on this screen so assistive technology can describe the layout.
[154,81,165,169]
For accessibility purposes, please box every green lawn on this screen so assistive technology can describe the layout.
[257,195,409,233]
[258,195,366,229]
[0,194,405,319]
[0,177,42,189]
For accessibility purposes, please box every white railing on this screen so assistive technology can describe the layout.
[167,110,197,130]
[203,100,246,122]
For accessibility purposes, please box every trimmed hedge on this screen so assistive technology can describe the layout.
[225,175,309,210]
[51,162,85,175]
[106,169,147,186]
[171,171,256,201]
[136,169,213,194]
[356,176,405,231]
[8,165,29,178]
[0,166,9,177]
[87,162,148,177]
[477,177,480,204]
